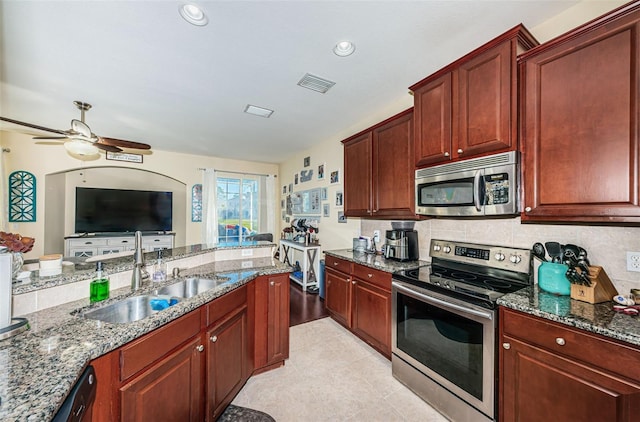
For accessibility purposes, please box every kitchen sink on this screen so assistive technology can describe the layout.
[83,294,180,324]
[153,277,227,299]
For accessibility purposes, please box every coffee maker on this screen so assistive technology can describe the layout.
[384,229,419,261]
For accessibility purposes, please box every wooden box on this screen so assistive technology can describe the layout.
[570,266,618,304]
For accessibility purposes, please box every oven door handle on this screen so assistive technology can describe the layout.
[473,170,483,212]
[393,281,494,320]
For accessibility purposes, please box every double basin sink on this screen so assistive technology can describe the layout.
[83,277,226,324]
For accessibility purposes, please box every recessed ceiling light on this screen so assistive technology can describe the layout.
[244,104,274,118]
[333,40,356,57]
[179,3,208,26]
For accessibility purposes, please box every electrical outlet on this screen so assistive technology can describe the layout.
[242,260,253,268]
[626,252,640,272]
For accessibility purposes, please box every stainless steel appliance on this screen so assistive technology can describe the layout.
[392,239,532,421]
[415,151,519,217]
[384,230,419,261]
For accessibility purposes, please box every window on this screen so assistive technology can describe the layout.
[216,174,262,242]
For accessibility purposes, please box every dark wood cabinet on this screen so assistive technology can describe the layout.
[253,273,290,373]
[343,131,372,217]
[120,337,203,422]
[411,25,537,168]
[351,268,392,358]
[325,266,352,328]
[325,255,392,358]
[500,308,640,422]
[207,306,248,420]
[343,108,417,219]
[520,3,640,223]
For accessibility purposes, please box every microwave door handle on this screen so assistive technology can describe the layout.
[473,170,483,212]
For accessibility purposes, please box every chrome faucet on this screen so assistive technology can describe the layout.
[131,231,148,291]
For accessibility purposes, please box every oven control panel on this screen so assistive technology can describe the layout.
[430,239,531,274]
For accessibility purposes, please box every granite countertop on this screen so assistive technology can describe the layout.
[13,241,275,295]
[324,249,429,273]
[498,286,640,347]
[0,256,290,421]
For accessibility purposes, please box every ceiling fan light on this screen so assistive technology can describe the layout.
[64,139,99,156]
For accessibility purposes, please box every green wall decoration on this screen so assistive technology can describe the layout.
[9,171,36,222]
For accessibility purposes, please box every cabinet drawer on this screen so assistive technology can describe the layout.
[325,256,352,274]
[352,264,391,292]
[120,309,201,381]
[107,237,134,246]
[502,308,640,381]
[70,238,108,247]
[207,285,247,327]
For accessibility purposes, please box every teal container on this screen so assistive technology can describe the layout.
[538,262,570,296]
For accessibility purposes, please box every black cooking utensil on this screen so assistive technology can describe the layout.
[545,242,562,263]
[532,242,548,262]
[563,244,580,266]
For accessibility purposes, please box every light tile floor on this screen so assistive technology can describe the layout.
[232,317,448,421]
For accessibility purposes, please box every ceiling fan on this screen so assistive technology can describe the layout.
[0,101,151,156]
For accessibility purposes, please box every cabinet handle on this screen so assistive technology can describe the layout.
[444,152,450,157]
[502,343,511,350]
[352,280,356,285]
[367,274,373,278]
[346,278,351,283]
[525,207,532,212]
[334,262,339,266]
[210,335,218,343]
[457,148,463,154]
[555,337,566,346]
[196,344,204,352]
[270,281,275,286]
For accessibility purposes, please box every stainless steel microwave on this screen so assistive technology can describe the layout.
[415,151,519,217]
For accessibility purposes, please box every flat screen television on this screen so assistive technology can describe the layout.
[75,187,173,233]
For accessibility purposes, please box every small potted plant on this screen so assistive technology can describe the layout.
[0,231,35,278]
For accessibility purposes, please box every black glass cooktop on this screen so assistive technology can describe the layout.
[394,264,529,306]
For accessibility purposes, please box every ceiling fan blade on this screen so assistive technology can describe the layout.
[94,142,122,153]
[0,116,68,135]
[33,136,68,140]
[98,137,151,150]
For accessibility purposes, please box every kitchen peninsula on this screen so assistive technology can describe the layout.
[1,241,291,420]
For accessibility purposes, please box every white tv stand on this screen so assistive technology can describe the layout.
[64,233,175,258]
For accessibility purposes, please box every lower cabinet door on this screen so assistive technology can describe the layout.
[325,268,352,327]
[120,338,203,422]
[351,278,391,357]
[501,335,640,421]
[207,307,248,420]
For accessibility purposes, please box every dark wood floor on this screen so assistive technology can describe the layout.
[289,280,329,327]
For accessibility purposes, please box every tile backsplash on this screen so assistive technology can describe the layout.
[361,217,640,295]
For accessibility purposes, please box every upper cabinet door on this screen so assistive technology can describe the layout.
[343,131,373,217]
[413,73,452,167]
[372,110,415,218]
[456,40,513,158]
[521,5,640,222]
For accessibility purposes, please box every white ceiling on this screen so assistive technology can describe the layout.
[0,0,579,164]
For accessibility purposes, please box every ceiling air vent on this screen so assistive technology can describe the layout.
[297,73,335,94]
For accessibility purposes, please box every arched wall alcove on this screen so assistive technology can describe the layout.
[44,166,186,254]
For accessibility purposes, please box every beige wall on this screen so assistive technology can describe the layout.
[278,0,640,294]
[1,130,278,259]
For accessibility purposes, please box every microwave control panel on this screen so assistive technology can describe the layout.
[484,173,509,205]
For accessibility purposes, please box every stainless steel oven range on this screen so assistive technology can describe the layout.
[392,239,532,421]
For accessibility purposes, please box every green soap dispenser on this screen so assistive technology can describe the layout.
[89,261,110,303]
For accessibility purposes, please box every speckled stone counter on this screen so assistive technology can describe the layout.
[0,255,290,421]
[13,241,274,295]
[498,286,640,347]
[324,249,429,273]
